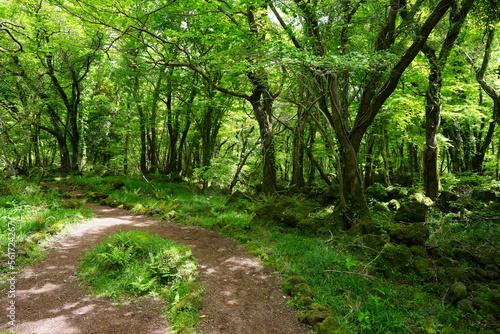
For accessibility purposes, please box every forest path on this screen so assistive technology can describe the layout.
[0,185,309,334]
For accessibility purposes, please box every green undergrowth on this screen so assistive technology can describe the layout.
[0,179,93,274]
[77,230,202,333]
[61,175,499,333]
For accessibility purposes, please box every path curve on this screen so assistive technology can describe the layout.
[0,188,309,334]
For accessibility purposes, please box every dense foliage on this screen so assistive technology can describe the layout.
[0,0,499,214]
[1,0,500,332]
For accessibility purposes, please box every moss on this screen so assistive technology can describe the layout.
[471,187,499,202]
[109,180,125,189]
[387,199,401,211]
[297,218,323,233]
[316,315,351,334]
[385,223,430,246]
[282,275,307,295]
[295,295,313,308]
[445,282,468,304]
[410,245,428,257]
[45,221,65,235]
[289,283,316,298]
[414,256,433,280]
[373,201,390,212]
[363,234,386,251]
[169,292,203,313]
[27,232,46,243]
[468,267,488,282]
[377,243,412,278]
[457,299,475,314]
[86,191,109,202]
[438,267,469,283]
[298,304,334,327]
[394,201,428,222]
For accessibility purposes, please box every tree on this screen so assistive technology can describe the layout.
[271,0,455,218]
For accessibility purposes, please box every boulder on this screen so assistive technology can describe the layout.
[445,282,468,304]
[394,201,428,222]
[385,223,430,246]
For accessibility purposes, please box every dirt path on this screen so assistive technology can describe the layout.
[0,187,309,334]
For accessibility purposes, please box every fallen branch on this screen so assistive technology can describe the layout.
[324,270,375,280]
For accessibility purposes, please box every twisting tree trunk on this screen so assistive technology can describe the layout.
[422,0,474,199]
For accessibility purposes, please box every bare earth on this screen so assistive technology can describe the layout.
[0,186,310,334]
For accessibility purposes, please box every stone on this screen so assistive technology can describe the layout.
[317,315,351,334]
[376,243,412,277]
[445,282,468,304]
[385,223,430,246]
[298,304,334,327]
[394,200,428,222]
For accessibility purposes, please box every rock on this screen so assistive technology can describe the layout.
[376,243,412,277]
[414,256,433,280]
[86,192,108,202]
[297,218,323,233]
[169,292,203,313]
[282,275,307,295]
[109,180,125,189]
[317,315,351,334]
[46,222,65,235]
[410,245,428,257]
[295,296,313,308]
[385,223,430,246]
[394,201,428,222]
[472,187,499,202]
[373,201,390,212]
[445,282,468,304]
[289,283,316,299]
[298,304,334,327]
[387,199,401,211]
[363,234,386,251]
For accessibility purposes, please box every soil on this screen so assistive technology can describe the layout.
[0,185,310,334]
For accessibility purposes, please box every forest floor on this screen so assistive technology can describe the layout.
[0,185,309,334]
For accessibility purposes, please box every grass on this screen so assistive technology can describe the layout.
[0,179,93,272]
[77,230,202,333]
[56,175,500,333]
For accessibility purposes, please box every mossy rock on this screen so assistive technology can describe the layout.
[316,315,351,334]
[297,218,323,233]
[445,282,468,305]
[353,220,382,235]
[376,243,412,277]
[394,201,428,222]
[414,256,433,280]
[467,267,488,282]
[472,187,499,202]
[86,192,109,202]
[295,295,313,308]
[289,283,316,299]
[27,232,47,243]
[363,234,386,251]
[45,221,65,235]
[410,245,428,257]
[254,196,308,227]
[109,180,125,189]
[120,202,136,210]
[409,192,434,206]
[387,199,401,211]
[385,223,430,246]
[373,201,390,212]
[62,199,85,209]
[282,275,307,295]
[457,299,475,314]
[169,292,203,313]
[298,304,334,327]
[437,267,468,283]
